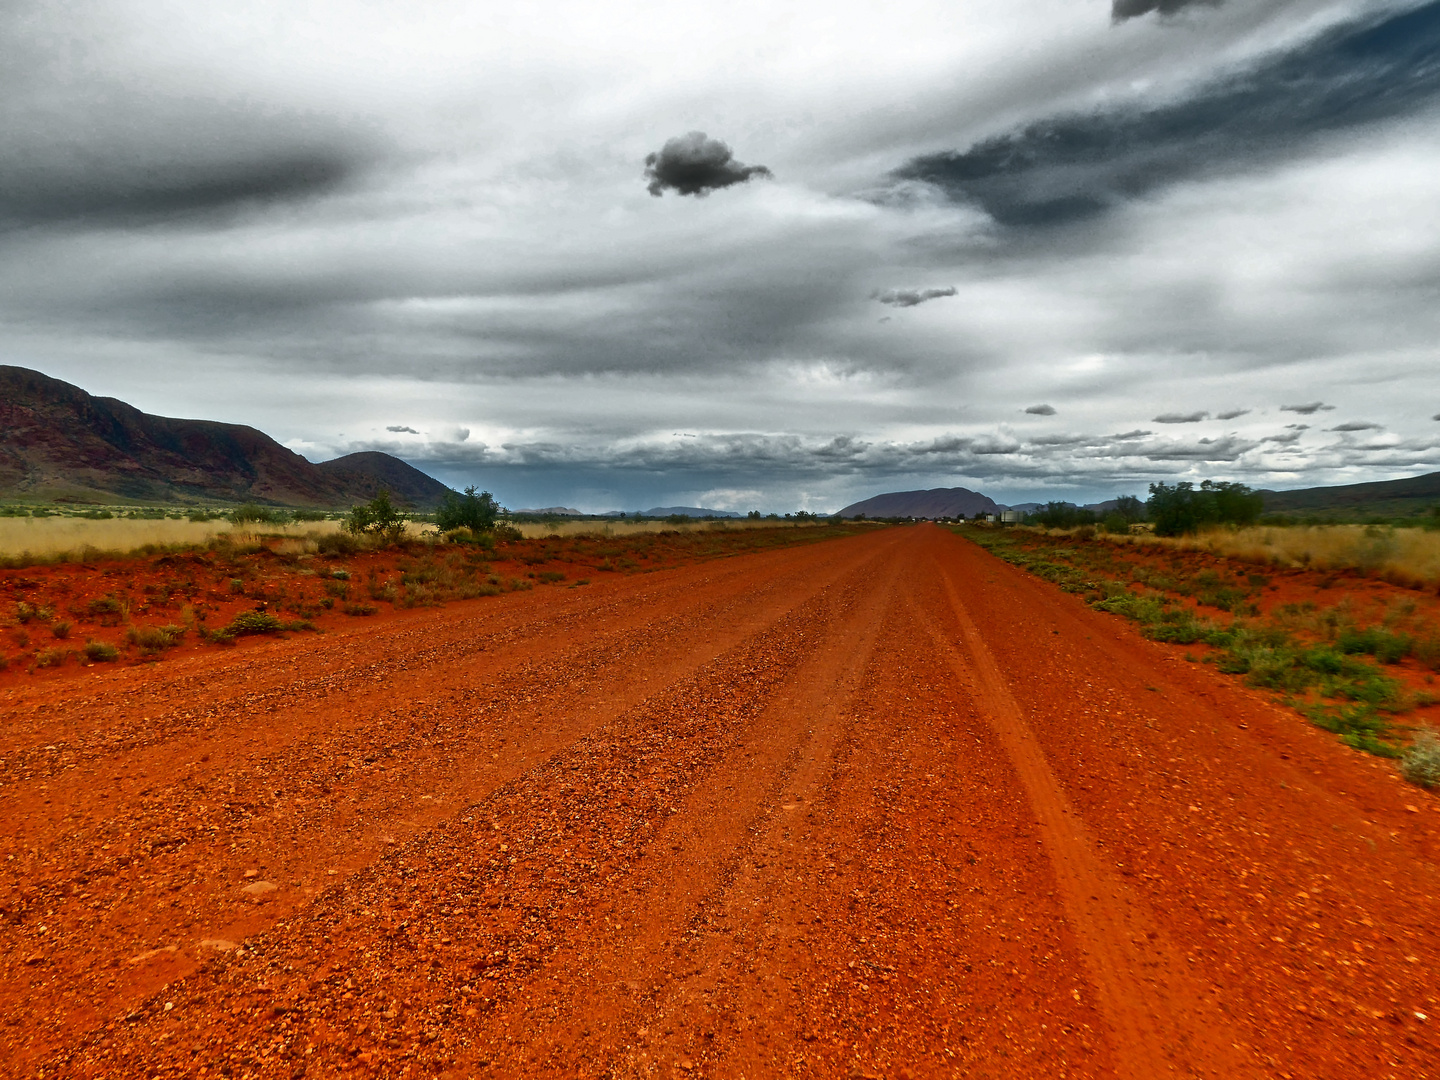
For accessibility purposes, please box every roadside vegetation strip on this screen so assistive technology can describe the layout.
[956,526,1440,771]
[0,522,876,678]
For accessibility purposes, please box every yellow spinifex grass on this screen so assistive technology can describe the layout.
[1104,524,1440,588]
[0,516,346,561]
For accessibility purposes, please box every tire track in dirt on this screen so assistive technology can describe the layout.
[927,564,1253,1078]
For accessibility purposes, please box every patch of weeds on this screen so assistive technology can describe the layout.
[223,611,284,637]
[50,620,71,640]
[36,647,71,668]
[1298,703,1399,757]
[342,602,377,616]
[1337,626,1413,664]
[537,570,566,584]
[127,624,186,654]
[509,578,533,591]
[84,640,120,663]
[1400,727,1440,787]
[324,580,350,599]
[86,595,125,624]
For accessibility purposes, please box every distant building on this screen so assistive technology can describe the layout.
[1000,509,1023,523]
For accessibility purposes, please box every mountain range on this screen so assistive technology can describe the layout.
[0,366,452,508]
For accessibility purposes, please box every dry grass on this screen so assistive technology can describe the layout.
[0,517,445,562]
[1051,524,1440,589]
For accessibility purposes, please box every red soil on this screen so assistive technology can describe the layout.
[0,524,1436,1078]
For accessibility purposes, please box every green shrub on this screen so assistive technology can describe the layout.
[345,490,407,542]
[84,640,120,662]
[435,486,502,533]
[35,647,70,668]
[225,611,283,636]
[342,602,377,616]
[1400,728,1440,787]
[1147,480,1263,536]
[50,621,71,640]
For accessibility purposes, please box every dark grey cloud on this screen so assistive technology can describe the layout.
[1112,0,1222,22]
[1328,420,1383,431]
[1215,408,1250,420]
[1111,429,1153,439]
[1153,410,1209,423]
[873,286,957,308]
[896,2,1440,225]
[1262,430,1304,444]
[1025,403,1057,415]
[1281,401,1335,414]
[386,425,420,434]
[644,132,773,197]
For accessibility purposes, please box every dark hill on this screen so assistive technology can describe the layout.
[316,451,452,509]
[0,365,451,508]
[1260,471,1440,520]
[834,487,1000,519]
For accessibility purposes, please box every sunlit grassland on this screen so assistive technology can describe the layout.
[1032,523,1440,589]
[0,516,354,562]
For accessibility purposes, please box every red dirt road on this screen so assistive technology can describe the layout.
[2,524,1436,1079]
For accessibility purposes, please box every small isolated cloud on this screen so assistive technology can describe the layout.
[386,425,420,434]
[1111,429,1153,439]
[644,132,773,197]
[450,427,471,443]
[1286,423,1310,430]
[873,286,958,308]
[1280,402,1335,415]
[1112,0,1222,22]
[1025,403,1057,416]
[1153,411,1209,424]
[1215,408,1250,421]
[1433,413,1440,421]
[1329,421,1383,432]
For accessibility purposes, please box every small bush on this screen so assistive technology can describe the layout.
[317,531,361,556]
[225,611,283,636]
[1400,728,1440,788]
[50,621,71,640]
[537,570,566,584]
[435,486,502,533]
[342,602,377,616]
[127,624,186,653]
[345,491,407,543]
[35,647,70,668]
[84,640,120,663]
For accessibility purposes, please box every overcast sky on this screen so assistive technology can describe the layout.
[3,0,1438,511]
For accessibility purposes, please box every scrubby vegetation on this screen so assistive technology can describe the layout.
[960,526,1440,771]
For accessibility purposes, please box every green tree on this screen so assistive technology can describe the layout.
[434,486,502,533]
[345,490,407,543]
[1147,480,1262,536]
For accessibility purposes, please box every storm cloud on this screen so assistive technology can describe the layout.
[386,425,420,434]
[1281,402,1336,415]
[873,286,957,308]
[1215,408,1250,420]
[644,133,773,197]
[1112,0,1222,22]
[896,3,1440,226]
[1154,411,1209,424]
[1025,404,1057,415]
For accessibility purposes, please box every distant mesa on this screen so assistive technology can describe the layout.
[514,506,584,516]
[835,487,1001,519]
[644,506,743,518]
[0,365,452,508]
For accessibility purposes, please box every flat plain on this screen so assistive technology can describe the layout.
[0,524,1435,1078]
